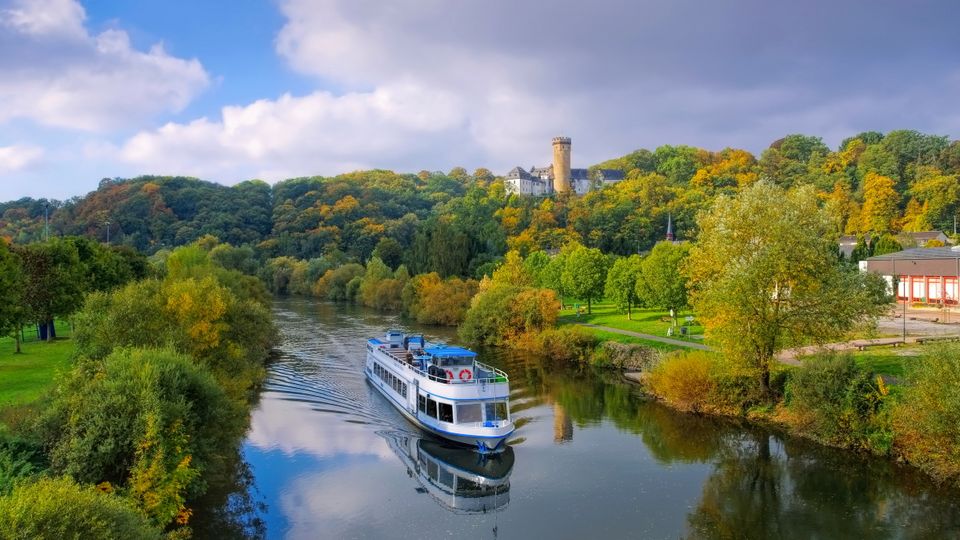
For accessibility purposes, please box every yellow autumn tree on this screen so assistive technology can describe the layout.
[691,148,759,190]
[162,276,230,358]
[860,172,900,233]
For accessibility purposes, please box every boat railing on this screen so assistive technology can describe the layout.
[377,347,509,385]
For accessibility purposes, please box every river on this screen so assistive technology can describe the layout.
[194,298,960,539]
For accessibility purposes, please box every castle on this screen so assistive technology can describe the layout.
[504,137,625,196]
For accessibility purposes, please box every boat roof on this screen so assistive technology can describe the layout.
[424,345,476,358]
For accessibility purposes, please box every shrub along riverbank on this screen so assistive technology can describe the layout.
[0,240,277,538]
[638,346,960,485]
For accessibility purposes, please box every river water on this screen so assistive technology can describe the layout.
[196,298,960,539]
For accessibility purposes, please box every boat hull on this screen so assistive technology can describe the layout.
[365,367,513,453]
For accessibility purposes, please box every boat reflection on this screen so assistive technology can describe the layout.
[387,434,514,514]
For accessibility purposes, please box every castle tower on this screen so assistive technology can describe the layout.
[552,136,572,193]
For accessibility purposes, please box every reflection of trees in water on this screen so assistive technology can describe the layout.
[189,446,267,540]
[503,353,960,539]
[685,430,960,539]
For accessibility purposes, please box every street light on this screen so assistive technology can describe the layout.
[104,220,111,243]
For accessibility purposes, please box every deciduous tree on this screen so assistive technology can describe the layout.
[685,181,887,395]
[561,245,608,314]
[605,255,643,319]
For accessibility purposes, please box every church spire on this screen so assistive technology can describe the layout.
[666,213,675,242]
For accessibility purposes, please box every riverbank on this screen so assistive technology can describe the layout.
[620,345,960,486]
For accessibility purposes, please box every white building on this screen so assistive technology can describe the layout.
[504,164,624,196]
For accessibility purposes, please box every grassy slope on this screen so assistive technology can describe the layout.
[584,328,685,352]
[0,321,74,408]
[557,300,705,344]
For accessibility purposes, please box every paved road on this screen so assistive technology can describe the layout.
[577,323,711,351]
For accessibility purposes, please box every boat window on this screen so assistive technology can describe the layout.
[439,468,455,489]
[484,401,508,422]
[426,398,438,419]
[438,402,454,423]
[418,394,426,413]
[456,403,482,424]
[401,383,407,398]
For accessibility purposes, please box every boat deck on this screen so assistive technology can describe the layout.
[370,342,508,385]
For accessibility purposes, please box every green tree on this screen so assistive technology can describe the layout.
[540,252,567,301]
[604,255,643,319]
[871,235,902,256]
[0,241,26,352]
[637,241,691,317]
[561,245,608,313]
[15,240,85,340]
[522,250,551,287]
[685,181,887,395]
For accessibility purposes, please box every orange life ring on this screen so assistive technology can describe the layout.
[459,369,472,381]
[445,369,455,380]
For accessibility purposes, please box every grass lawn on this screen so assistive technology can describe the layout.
[795,345,916,378]
[0,321,75,409]
[558,299,705,344]
[584,328,685,353]
[850,346,919,378]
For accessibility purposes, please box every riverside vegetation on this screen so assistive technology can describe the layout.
[248,181,960,486]
[0,238,276,538]
[3,128,960,531]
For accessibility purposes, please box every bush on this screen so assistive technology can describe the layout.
[708,356,764,414]
[647,352,716,413]
[459,284,558,345]
[40,348,244,528]
[0,477,161,539]
[892,344,960,481]
[784,354,888,451]
[0,435,46,496]
[402,272,478,326]
[73,276,276,399]
[533,327,598,365]
[312,263,365,301]
[593,341,661,371]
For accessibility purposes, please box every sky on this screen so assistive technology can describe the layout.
[1,0,959,201]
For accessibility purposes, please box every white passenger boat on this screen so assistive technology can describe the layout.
[365,330,514,453]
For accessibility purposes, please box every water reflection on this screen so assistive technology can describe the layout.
[386,434,513,514]
[196,298,960,539]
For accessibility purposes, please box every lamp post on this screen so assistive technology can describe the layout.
[104,220,111,243]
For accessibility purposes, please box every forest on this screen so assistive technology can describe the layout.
[3,130,959,277]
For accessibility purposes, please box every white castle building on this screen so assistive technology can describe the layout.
[504,137,625,196]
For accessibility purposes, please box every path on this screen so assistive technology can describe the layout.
[577,323,711,351]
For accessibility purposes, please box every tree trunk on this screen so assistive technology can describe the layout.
[587,298,592,314]
[14,326,21,354]
[759,356,772,397]
[627,301,632,320]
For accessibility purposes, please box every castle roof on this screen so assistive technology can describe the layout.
[595,169,625,181]
[571,168,589,180]
[505,166,532,180]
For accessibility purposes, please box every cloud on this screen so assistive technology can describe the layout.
[119,82,475,181]
[0,144,44,174]
[117,0,960,183]
[0,0,209,131]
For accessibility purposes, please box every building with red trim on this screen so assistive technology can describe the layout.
[864,247,960,304]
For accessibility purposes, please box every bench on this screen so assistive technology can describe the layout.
[851,339,904,351]
[915,335,960,345]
